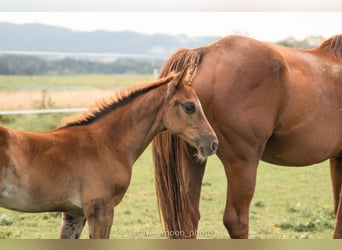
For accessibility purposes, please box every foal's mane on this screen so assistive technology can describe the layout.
[63,73,176,127]
[318,34,342,61]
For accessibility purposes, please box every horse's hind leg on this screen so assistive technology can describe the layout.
[60,212,86,239]
[330,157,342,238]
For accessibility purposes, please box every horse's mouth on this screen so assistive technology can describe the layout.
[180,133,218,162]
[197,142,218,162]
[196,146,208,162]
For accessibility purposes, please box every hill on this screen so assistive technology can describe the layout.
[0,22,324,75]
[0,22,219,58]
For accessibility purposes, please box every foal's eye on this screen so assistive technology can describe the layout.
[182,102,196,114]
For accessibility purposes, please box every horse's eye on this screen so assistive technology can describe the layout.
[183,103,196,114]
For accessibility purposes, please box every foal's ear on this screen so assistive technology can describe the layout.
[166,67,189,98]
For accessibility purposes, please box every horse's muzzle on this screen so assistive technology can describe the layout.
[198,133,218,160]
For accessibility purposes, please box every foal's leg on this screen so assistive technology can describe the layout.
[60,212,86,239]
[83,199,114,239]
[330,157,342,238]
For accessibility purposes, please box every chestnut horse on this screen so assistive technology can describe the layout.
[0,70,218,239]
[152,35,342,238]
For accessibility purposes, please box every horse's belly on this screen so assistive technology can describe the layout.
[0,186,42,212]
[0,182,82,213]
[0,190,82,212]
[262,130,342,166]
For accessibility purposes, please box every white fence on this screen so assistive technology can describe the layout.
[0,108,87,115]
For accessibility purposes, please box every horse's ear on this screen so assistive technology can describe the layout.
[166,67,189,99]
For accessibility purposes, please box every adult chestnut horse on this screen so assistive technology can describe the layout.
[0,70,217,239]
[153,35,342,238]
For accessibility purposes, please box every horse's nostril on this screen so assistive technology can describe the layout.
[212,142,218,152]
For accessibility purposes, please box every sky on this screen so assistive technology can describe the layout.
[0,0,341,11]
[0,0,341,42]
[1,12,341,42]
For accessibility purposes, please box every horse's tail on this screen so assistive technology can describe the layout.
[152,132,196,238]
[318,34,342,61]
[152,48,202,238]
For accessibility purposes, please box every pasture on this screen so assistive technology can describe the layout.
[0,75,335,239]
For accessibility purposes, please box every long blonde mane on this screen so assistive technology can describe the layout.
[152,47,202,238]
[318,34,342,61]
[158,48,201,81]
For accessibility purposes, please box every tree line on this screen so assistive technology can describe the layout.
[0,55,164,75]
[0,35,324,75]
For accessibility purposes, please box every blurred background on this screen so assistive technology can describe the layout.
[0,6,340,239]
[0,12,341,76]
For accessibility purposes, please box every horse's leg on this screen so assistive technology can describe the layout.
[83,199,114,239]
[222,158,258,239]
[216,134,264,239]
[330,157,342,238]
[60,212,86,239]
[182,144,207,238]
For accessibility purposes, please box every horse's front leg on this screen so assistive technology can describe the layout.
[222,159,258,239]
[60,212,86,239]
[216,133,263,239]
[330,157,342,238]
[83,198,114,239]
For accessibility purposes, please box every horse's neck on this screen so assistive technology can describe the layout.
[94,85,166,165]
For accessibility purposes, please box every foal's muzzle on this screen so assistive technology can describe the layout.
[197,133,218,160]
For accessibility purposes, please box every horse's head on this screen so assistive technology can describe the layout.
[162,69,218,161]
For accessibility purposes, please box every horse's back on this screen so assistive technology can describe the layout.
[192,35,342,166]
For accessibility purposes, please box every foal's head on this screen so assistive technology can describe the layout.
[163,70,218,160]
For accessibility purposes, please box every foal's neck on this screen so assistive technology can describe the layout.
[94,84,167,165]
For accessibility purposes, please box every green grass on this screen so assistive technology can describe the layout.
[0,75,336,239]
[0,147,333,239]
[250,162,333,239]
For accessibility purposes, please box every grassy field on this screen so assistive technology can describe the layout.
[0,74,154,90]
[0,74,155,111]
[0,75,336,239]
